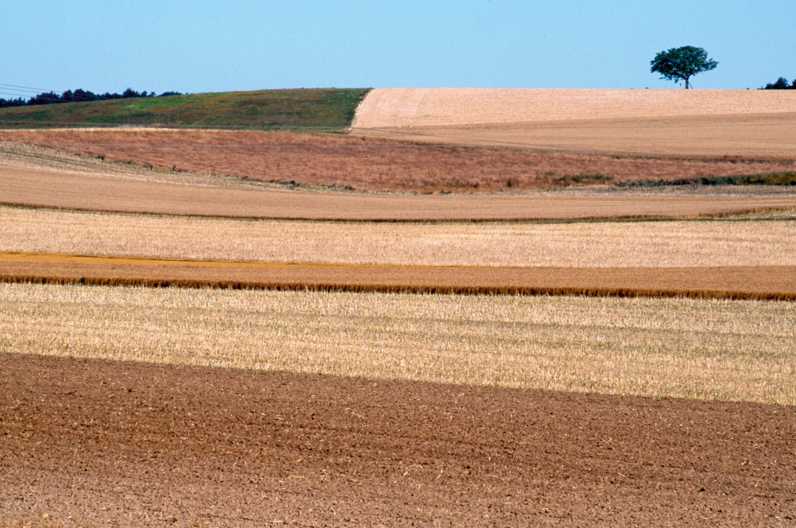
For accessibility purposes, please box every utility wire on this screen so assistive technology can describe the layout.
[0,82,56,93]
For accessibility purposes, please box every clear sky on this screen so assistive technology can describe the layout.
[2,0,793,98]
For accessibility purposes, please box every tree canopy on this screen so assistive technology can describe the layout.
[0,88,182,109]
[650,46,718,89]
[762,77,796,90]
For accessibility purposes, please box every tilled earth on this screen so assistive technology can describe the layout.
[2,353,795,527]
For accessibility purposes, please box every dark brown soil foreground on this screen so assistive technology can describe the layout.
[2,353,794,527]
[3,164,796,222]
[2,252,796,301]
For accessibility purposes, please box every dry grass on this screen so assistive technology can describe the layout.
[2,127,796,195]
[2,282,794,405]
[353,89,796,159]
[3,206,796,268]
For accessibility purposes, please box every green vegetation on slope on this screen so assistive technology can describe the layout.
[0,89,370,130]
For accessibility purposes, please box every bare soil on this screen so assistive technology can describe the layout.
[2,353,794,527]
[1,128,795,194]
[2,252,795,300]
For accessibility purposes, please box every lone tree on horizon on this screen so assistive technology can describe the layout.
[650,46,718,89]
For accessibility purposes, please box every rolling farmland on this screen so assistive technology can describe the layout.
[352,88,796,159]
[2,88,796,526]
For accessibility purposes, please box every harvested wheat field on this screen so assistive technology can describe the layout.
[353,88,796,159]
[354,89,796,128]
[3,89,796,526]
[3,203,796,299]
[4,283,795,404]
[4,206,796,267]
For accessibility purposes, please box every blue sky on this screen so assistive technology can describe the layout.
[2,0,793,98]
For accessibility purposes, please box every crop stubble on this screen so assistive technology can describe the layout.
[3,282,795,405]
[3,90,796,526]
[353,88,796,159]
[3,206,796,267]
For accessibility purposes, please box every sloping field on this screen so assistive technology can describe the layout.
[4,353,795,526]
[4,90,796,526]
[3,127,796,194]
[354,88,796,127]
[3,162,795,221]
[352,89,796,158]
[0,88,368,130]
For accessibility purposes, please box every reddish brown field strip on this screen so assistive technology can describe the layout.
[2,252,795,300]
[3,127,796,194]
[2,353,794,526]
[2,164,796,222]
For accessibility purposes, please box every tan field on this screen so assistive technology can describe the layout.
[352,88,796,158]
[3,90,796,526]
[4,251,796,300]
[2,283,794,405]
[2,162,795,221]
[3,206,795,268]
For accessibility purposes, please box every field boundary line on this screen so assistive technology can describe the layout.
[3,201,794,224]
[3,273,794,301]
[2,252,795,301]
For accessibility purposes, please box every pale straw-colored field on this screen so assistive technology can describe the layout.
[354,89,796,127]
[352,89,796,158]
[2,282,794,405]
[3,206,796,268]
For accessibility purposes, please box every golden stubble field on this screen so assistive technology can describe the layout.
[1,88,795,403]
[3,89,796,527]
[2,283,795,405]
[352,88,796,159]
[3,206,795,267]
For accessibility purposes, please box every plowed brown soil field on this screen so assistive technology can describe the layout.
[3,353,795,527]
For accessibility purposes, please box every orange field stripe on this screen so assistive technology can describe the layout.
[2,251,796,301]
[0,251,472,271]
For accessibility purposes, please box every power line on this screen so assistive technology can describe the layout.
[0,82,56,93]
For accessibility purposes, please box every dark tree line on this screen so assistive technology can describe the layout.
[761,77,796,90]
[0,88,183,108]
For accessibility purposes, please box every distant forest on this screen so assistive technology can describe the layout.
[761,77,796,90]
[0,88,183,108]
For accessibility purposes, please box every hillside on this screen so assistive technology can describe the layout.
[352,88,796,159]
[0,88,369,130]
